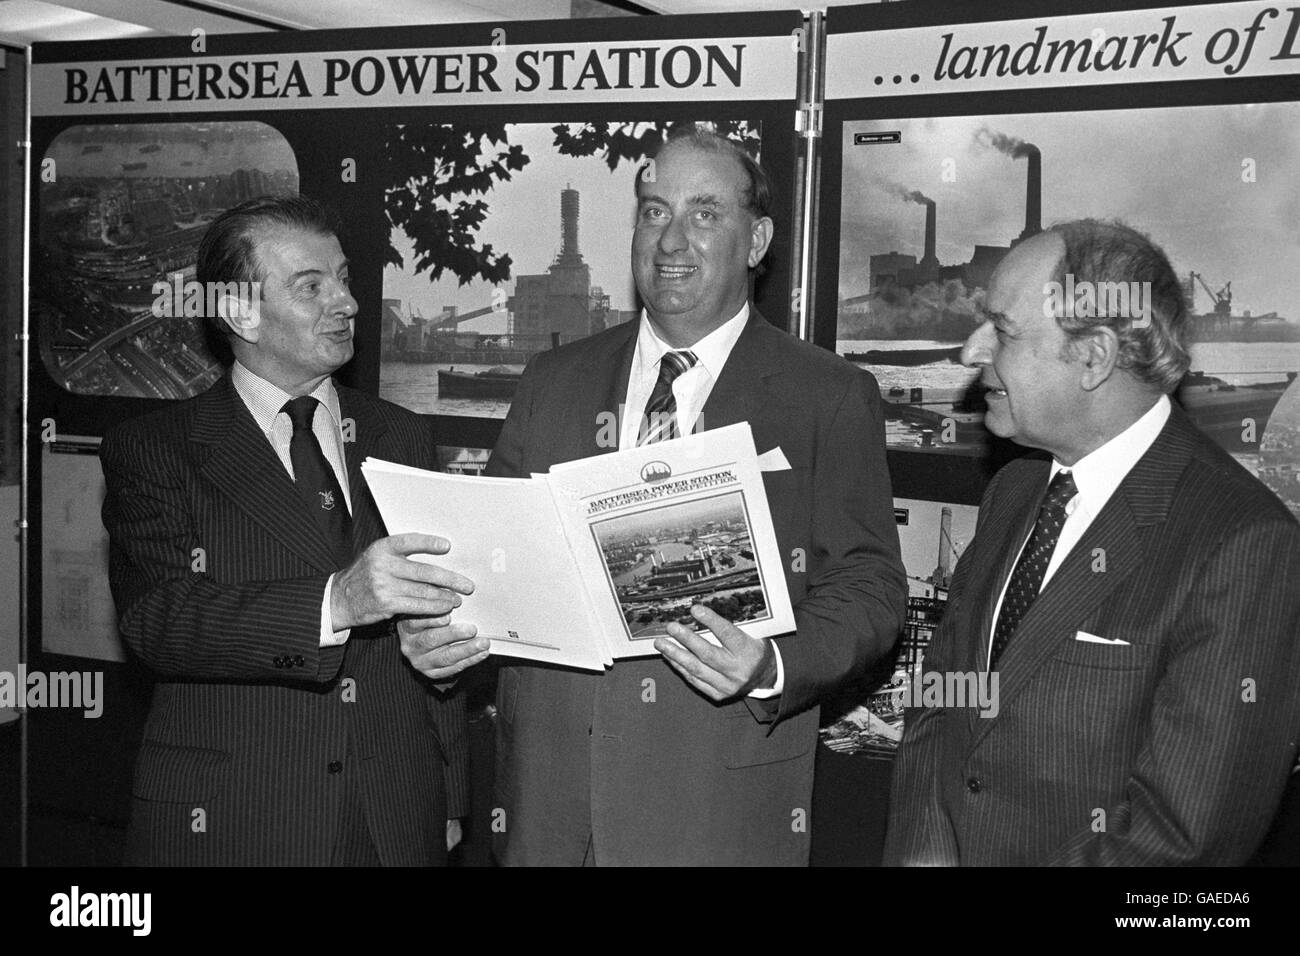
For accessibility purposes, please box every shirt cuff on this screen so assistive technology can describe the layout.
[746,641,784,699]
[320,573,352,647]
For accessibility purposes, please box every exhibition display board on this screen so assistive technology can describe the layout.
[18,0,1300,862]
[814,0,1300,773]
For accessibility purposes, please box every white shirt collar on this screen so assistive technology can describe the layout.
[230,360,342,435]
[1051,394,1172,516]
[635,302,750,380]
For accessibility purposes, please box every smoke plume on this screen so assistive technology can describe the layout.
[896,186,935,206]
[976,127,1040,159]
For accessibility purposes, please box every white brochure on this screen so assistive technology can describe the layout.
[362,422,794,672]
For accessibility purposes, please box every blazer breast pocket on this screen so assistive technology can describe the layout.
[1051,638,1158,671]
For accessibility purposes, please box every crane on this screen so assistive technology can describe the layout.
[1189,272,1232,316]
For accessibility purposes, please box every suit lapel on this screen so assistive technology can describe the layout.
[969,462,1048,674]
[697,309,782,433]
[193,372,345,575]
[576,322,638,459]
[334,390,391,668]
[968,496,1146,744]
[338,387,389,554]
[966,406,1197,746]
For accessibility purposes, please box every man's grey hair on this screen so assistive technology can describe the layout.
[1045,218,1190,394]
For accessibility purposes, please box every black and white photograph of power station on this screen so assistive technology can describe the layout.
[379,119,760,419]
[835,103,1300,473]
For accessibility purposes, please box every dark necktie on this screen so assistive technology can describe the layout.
[637,349,699,445]
[989,470,1078,669]
[283,395,352,566]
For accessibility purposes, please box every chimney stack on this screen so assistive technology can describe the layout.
[917,199,939,283]
[1020,146,1041,240]
[933,506,954,588]
[924,201,937,264]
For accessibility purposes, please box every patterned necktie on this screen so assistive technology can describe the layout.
[637,349,699,445]
[989,470,1078,669]
[283,395,353,566]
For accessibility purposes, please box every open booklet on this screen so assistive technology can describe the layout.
[361,422,795,671]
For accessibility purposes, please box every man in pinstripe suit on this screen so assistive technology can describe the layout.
[101,196,486,865]
[885,220,1300,865]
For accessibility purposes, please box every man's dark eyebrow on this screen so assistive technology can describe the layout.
[285,259,349,285]
[636,193,725,209]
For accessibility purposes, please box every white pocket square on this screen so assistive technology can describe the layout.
[1075,630,1130,645]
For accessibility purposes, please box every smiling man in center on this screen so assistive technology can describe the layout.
[486,126,906,866]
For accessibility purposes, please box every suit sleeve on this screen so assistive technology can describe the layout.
[100,422,345,684]
[1049,517,1300,866]
[883,467,1006,866]
[773,369,908,719]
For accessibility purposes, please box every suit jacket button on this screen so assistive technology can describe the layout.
[328,760,344,774]
[294,655,305,666]
[272,657,284,668]
[966,777,982,793]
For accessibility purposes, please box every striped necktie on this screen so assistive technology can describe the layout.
[637,349,698,445]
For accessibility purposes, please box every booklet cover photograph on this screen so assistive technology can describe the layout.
[590,490,771,641]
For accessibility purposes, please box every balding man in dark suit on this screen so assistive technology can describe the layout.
[885,220,1300,865]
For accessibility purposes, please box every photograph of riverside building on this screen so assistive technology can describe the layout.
[379,119,758,418]
[591,492,771,641]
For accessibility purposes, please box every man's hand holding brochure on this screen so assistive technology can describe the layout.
[362,422,794,672]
